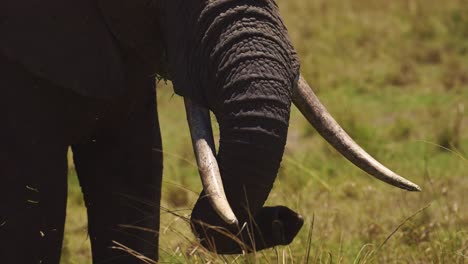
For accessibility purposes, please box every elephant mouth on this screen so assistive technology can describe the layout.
[184,75,421,225]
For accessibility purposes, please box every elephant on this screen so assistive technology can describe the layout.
[0,0,421,262]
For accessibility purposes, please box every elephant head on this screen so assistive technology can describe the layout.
[159,0,420,254]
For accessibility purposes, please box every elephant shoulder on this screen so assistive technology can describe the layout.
[0,0,125,98]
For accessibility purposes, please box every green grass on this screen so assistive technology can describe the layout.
[62,0,467,262]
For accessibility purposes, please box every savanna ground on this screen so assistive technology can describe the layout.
[61,0,468,263]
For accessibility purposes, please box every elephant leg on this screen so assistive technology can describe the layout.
[71,87,163,263]
[0,137,68,264]
[0,53,100,263]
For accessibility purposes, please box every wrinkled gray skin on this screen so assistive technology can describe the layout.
[160,0,304,253]
[1,0,304,259]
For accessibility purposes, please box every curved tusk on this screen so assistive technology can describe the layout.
[292,75,421,192]
[184,98,239,225]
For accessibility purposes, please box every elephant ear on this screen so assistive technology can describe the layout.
[98,0,167,76]
[0,0,125,98]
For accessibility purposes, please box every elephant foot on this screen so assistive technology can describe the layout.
[191,205,304,254]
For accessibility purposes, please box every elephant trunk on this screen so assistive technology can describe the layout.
[190,0,303,253]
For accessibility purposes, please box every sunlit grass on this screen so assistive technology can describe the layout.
[62,0,467,262]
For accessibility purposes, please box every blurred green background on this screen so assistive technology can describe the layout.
[61,0,467,262]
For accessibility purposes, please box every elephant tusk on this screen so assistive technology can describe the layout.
[184,98,239,225]
[292,75,421,192]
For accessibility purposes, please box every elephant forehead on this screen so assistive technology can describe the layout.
[0,0,125,99]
